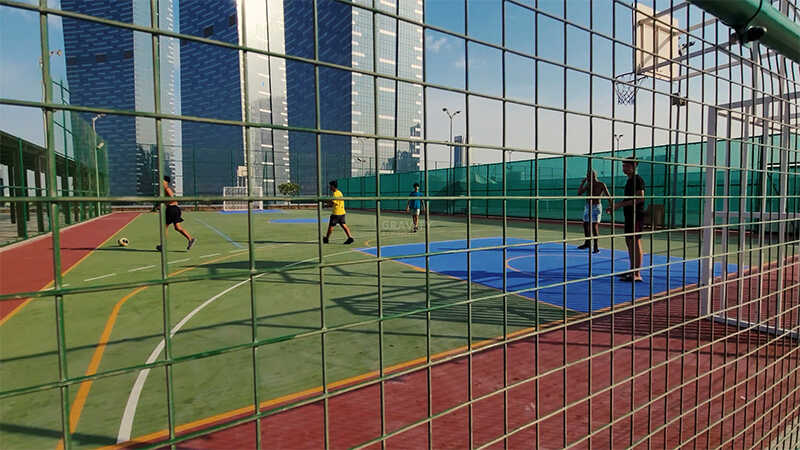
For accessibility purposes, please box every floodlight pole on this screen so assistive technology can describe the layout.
[91,113,106,216]
[613,134,624,152]
[442,108,460,214]
[443,108,460,168]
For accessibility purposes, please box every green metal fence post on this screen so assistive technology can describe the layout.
[237,2,263,444]
[34,156,45,232]
[192,145,198,210]
[38,4,71,448]
[60,82,72,224]
[148,0,177,445]
[16,137,28,239]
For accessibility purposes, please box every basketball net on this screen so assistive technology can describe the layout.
[614,73,646,105]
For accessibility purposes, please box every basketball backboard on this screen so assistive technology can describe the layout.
[634,4,681,81]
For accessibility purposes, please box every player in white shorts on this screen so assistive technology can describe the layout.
[577,169,611,253]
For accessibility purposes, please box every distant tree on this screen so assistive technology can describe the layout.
[278,181,301,197]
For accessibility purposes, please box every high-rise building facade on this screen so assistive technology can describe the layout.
[284,0,424,193]
[63,0,422,197]
[62,0,139,196]
[283,0,352,194]
[62,0,181,196]
[178,0,243,196]
[241,0,291,195]
[351,0,423,176]
[180,0,290,197]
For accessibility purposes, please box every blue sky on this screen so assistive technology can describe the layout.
[1,4,70,147]
[0,0,725,168]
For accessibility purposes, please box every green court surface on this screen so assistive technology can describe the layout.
[0,208,767,448]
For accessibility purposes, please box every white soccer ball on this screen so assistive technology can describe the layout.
[118,237,130,247]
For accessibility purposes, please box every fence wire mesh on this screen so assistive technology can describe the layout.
[1,0,799,448]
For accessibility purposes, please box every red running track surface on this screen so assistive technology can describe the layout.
[0,212,139,321]
[118,258,800,449]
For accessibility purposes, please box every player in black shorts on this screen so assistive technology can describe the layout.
[607,157,645,282]
[156,176,196,251]
[323,180,354,244]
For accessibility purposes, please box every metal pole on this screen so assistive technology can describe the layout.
[442,108,460,215]
[669,43,690,230]
[91,113,104,216]
[38,8,69,448]
[700,106,717,316]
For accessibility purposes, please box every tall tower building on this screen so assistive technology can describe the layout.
[180,0,289,197]
[178,0,243,196]
[284,0,424,193]
[241,0,291,195]
[351,0,423,176]
[62,0,181,196]
[62,0,138,196]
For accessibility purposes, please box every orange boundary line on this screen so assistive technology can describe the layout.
[55,244,252,449]
[104,321,557,449]
[0,213,140,327]
[106,253,800,448]
[107,242,575,449]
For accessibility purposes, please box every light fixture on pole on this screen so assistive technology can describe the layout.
[442,108,461,215]
[613,133,624,152]
[442,108,461,169]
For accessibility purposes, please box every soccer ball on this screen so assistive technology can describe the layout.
[118,237,129,247]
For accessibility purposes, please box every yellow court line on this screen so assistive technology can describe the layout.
[0,214,139,328]
[55,249,250,450]
[105,321,559,449]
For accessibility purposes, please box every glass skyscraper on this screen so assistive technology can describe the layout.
[62,0,182,196]
[62,0,422,198]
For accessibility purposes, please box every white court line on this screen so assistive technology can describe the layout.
[168,258,190,264]
[116,278,250,443]
[200,253,221,258]
[84,273,115,282]
[128,265,155,272]
[116,246,358,443]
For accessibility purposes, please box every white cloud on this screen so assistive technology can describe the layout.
[425,35,447,53]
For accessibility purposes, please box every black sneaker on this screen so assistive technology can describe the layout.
[344,237,354,245]
[187,238,196,250]
[592,247,600,254]
[577,242,590,249]
[323,236,329,244]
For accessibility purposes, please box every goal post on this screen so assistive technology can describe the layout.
[223,186,263,211]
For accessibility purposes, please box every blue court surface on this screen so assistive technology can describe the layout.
[360,237,739,313]
[219,209,285,214]
[270,218,319,224]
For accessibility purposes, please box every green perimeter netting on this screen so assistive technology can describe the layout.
[339,137,799,229]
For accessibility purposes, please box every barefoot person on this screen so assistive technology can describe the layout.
[577,168,611,253]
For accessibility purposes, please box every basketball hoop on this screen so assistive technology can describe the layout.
[614,73,646,105]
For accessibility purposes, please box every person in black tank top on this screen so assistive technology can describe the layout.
[607,158,645,282]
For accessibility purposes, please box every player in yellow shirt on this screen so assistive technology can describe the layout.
[323,180,355,244]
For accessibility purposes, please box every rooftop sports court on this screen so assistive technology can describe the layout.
[2,0,800,449]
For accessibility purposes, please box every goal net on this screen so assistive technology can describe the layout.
[223,186,263,211]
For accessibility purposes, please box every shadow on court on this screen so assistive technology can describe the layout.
[0,422,115,447]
